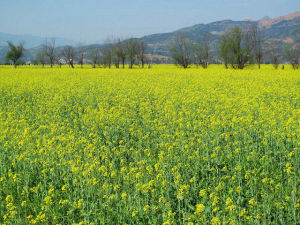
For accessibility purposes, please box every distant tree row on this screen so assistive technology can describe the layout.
[29,38,148,69]
[4,37,149,68]
[169,34,211,69]
[91,38,148,69]
[5,25,299,69]
[169,25,299,69]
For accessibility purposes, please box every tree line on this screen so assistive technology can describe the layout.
[169,25,299,69]
[5,25,300,69]
[5,38,150,69]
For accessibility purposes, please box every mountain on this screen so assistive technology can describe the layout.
[0,32,77,48]
[142,20,258,56]
[259,12,300,28]
[0,12,299,63]
[259,12,300,45]
[141,12,300,57]
[258,16,271,21]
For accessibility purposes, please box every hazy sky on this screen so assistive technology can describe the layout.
[1,0,299,43]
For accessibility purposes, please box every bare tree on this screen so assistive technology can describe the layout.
[248,24,263,69]
[126,39,138,69]
[193,35,211,69]
[35,51,46,67]
[117,39,127,68]
[102,37,116,68]
[44,39,56,68]
[137,40,147,68]
[77,43,86,68]
[283,44,299,69]
[102,44,113,68]
[62,46,75,68]
[270,44,280,69]
[201,36,211,68]
[169,33,193,68]
[112,42,120,68]
[89,47,100,68]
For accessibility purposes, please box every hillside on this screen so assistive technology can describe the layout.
[0,32,77,49]
[141,20,257,56]
[142,12,300,56]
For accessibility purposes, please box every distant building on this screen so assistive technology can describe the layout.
[58,58,67,65]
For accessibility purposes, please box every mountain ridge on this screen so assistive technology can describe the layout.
[0,32,78,48]
[140,12,300,56]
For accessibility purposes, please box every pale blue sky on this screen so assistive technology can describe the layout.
[0,0,299,43]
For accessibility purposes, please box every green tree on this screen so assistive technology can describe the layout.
[5,41,24,68]
[219,27,252,69]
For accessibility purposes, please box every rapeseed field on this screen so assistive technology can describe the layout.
[0,65,299,224]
